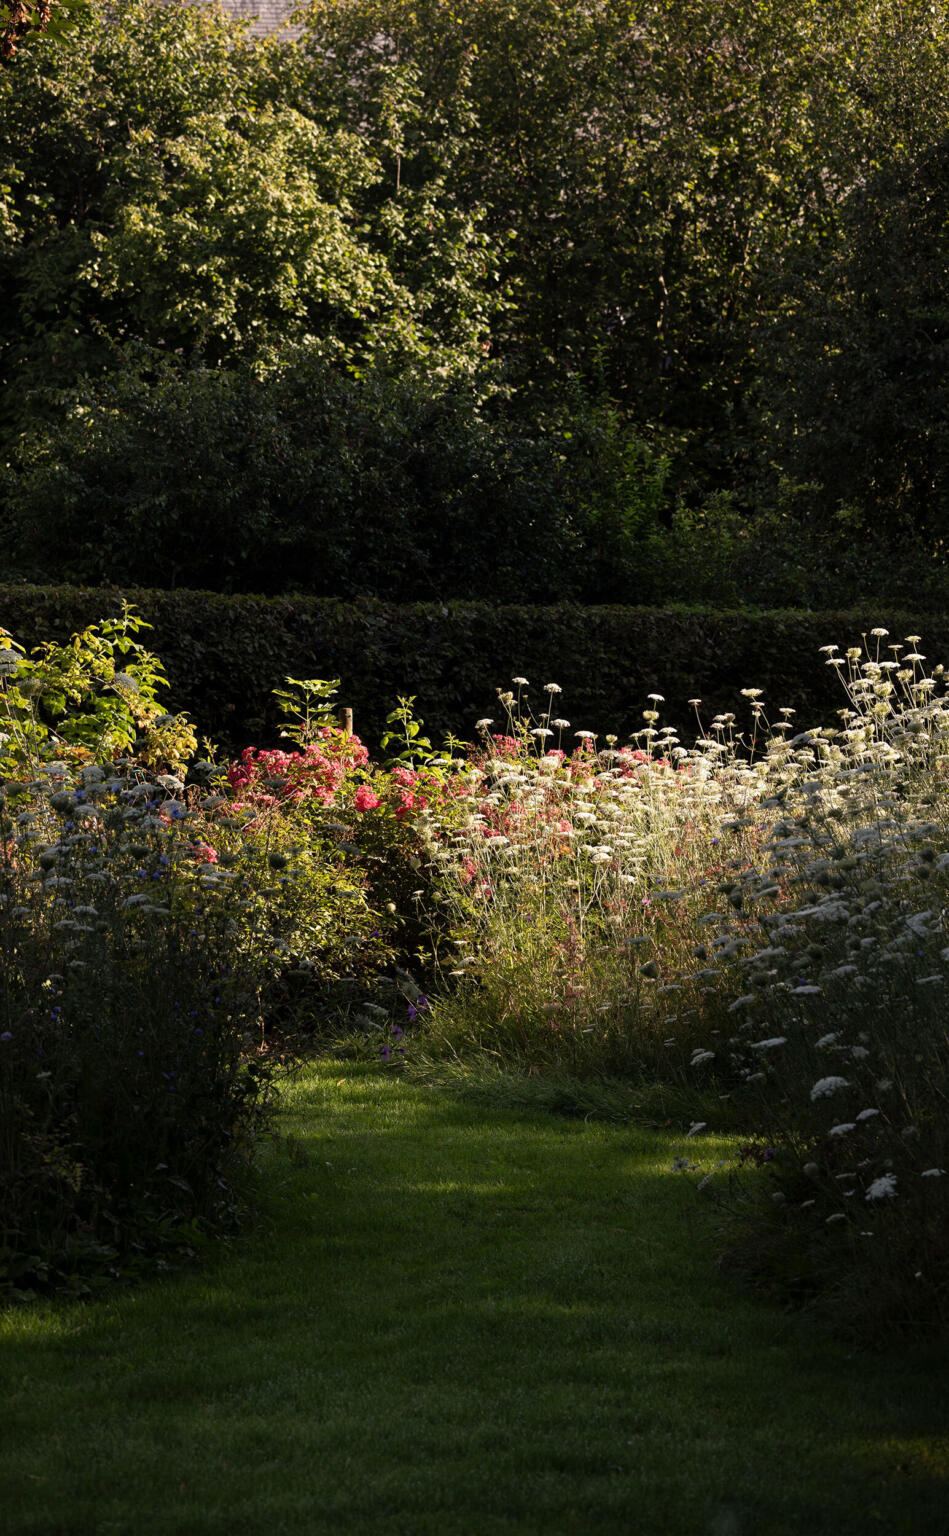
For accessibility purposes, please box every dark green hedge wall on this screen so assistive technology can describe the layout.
[2,585,944,754]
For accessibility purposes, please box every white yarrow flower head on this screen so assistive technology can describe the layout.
[531,727,553,738]
[811,1076,850,1100]
[647,693,665,703]
[575,730,596,740]
[551,718,571,729]
[865,1174,897,1200]
[475,718,494,731]
[544,683,562,694]
[512,676,529,686]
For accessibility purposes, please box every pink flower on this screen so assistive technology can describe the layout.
[193,843,218,864]
[354,785,381,812]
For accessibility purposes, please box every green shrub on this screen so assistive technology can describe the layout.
[0,617,395,1294]
[4,355,593,601]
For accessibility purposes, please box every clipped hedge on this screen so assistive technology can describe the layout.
[2,585,945,753]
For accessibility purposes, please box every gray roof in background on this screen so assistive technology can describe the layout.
[210,0,301,38]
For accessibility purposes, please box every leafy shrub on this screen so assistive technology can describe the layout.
[4,350,680,603]
[0,619,395,1294]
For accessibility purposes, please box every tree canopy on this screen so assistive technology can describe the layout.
[4,0,949,601]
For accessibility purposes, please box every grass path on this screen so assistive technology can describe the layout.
[2,1063,947,1536]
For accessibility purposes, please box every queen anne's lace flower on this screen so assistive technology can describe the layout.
[865,1174,898,1200]
[810,1076,849,1100]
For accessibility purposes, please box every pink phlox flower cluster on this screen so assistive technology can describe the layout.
[390,766,429,822]
[227,732,368,809]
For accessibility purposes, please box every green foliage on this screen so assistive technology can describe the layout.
[379,697,436,768]
[0,613,407,1292]
[0,602,197,777]
[272,676,340,747]
[4,351,625,600]
[4,0,949,579]
[296,0,949,494]
[0,0,501,446]
[1,0,87,62]
[757,135,949,552]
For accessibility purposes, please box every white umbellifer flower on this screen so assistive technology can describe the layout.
[749,1037,787,1050]
[531,727,553,738]
[512,677,529,686]
[551,718,570,729]
[791,984,822,996]
[905,910,934,936]
[855,1108,880,1121]
[727,995,756,1012]
[816,1032,840,1048]
[544,683,562,694]
[811,1076,850,1100]
[690,1049,715,1065]
[851,1046,869,1060]
[574,730,596,740]
[686,1122,707,1137]
[865,1174,897,1200]
[475,718,494,730]
[870,628,889,637]
[828,1123,856,1136]
[921,1169,946,1177]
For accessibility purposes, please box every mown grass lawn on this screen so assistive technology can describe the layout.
[1,1062,947,1536]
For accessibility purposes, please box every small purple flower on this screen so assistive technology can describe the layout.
[380,1044,392,1062]
[406,995,428,1022]
[0,1032,12,1043]
[391,1023,404,1041]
